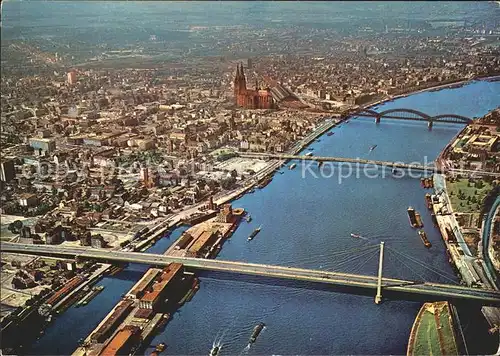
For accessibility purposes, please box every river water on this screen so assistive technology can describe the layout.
[24,80,500,355]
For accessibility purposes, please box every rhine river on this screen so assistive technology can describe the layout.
[27,80,500,355]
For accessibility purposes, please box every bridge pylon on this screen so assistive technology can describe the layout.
[375,116,381,124]
[428,121,433,130]
[375,241,385,304]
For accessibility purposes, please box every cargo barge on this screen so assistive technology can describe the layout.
[248,225,262,241]
[257,177,272,189]
[424,193,433,210]
[407,207,417,228]
[76,285,105,307]
[249,322,265,344]
[418,230,432,248]
[407,207,423,228]
[179,278,199,306]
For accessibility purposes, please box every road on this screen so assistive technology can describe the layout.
[2,242,500,306]
[240,152,440,172]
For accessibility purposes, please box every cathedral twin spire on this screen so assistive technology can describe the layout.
[235,63,259,90]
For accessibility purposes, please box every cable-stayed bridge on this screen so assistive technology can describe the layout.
[2,242,499,306]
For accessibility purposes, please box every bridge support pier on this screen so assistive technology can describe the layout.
[375,241,385,304]
[428,121,433,130]
[375,116,381,124]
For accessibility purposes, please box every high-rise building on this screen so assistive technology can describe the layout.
[234,64,274,110]
[0,159,15,182]
[67,70,77,85]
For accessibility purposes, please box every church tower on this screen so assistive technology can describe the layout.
[234,63,247,107]
[233,64,241,99]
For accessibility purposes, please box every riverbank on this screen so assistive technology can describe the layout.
[431,113,500,329]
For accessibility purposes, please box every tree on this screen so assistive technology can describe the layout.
[475,180,484,189]
[8,220,23,234]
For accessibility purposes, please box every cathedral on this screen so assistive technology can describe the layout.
[233,64,274,110]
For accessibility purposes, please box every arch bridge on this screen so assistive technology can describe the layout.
[351,108,472,129]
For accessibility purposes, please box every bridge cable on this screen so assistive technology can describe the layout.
[278,243,380,270]
[386,246,458,283]
[386,246,459,282]
[330,248,379,273]
[386,247,458,284]
[327,247,381,273]
[385,248,428,282]
[277,246,375,270]
[308,247,378,273]
[348,249,380,275]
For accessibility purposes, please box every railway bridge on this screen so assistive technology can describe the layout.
[347,108,472,129]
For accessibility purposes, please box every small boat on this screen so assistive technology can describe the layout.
[210,345,221,356]
[279,171,284,174]
[249,322,266,344]
[305,152,313,157]
[248,225,262,241]
[327,132,334,136]
[289,163,297,170]
[350,233,362,239]
[246,215,252,223]
[308,147,314,151]
[155,342,167,353]
[369,144,377,151]
[210,341,222,356]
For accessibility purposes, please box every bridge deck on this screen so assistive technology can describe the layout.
[2,243,499,305]
[239,153,500,178]
[240,153,438,172]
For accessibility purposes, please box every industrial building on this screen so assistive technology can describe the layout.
[138,263,184,311]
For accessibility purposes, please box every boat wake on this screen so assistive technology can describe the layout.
[350,233,368,240]
[210,330,226,356]
[239,344,251,355]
